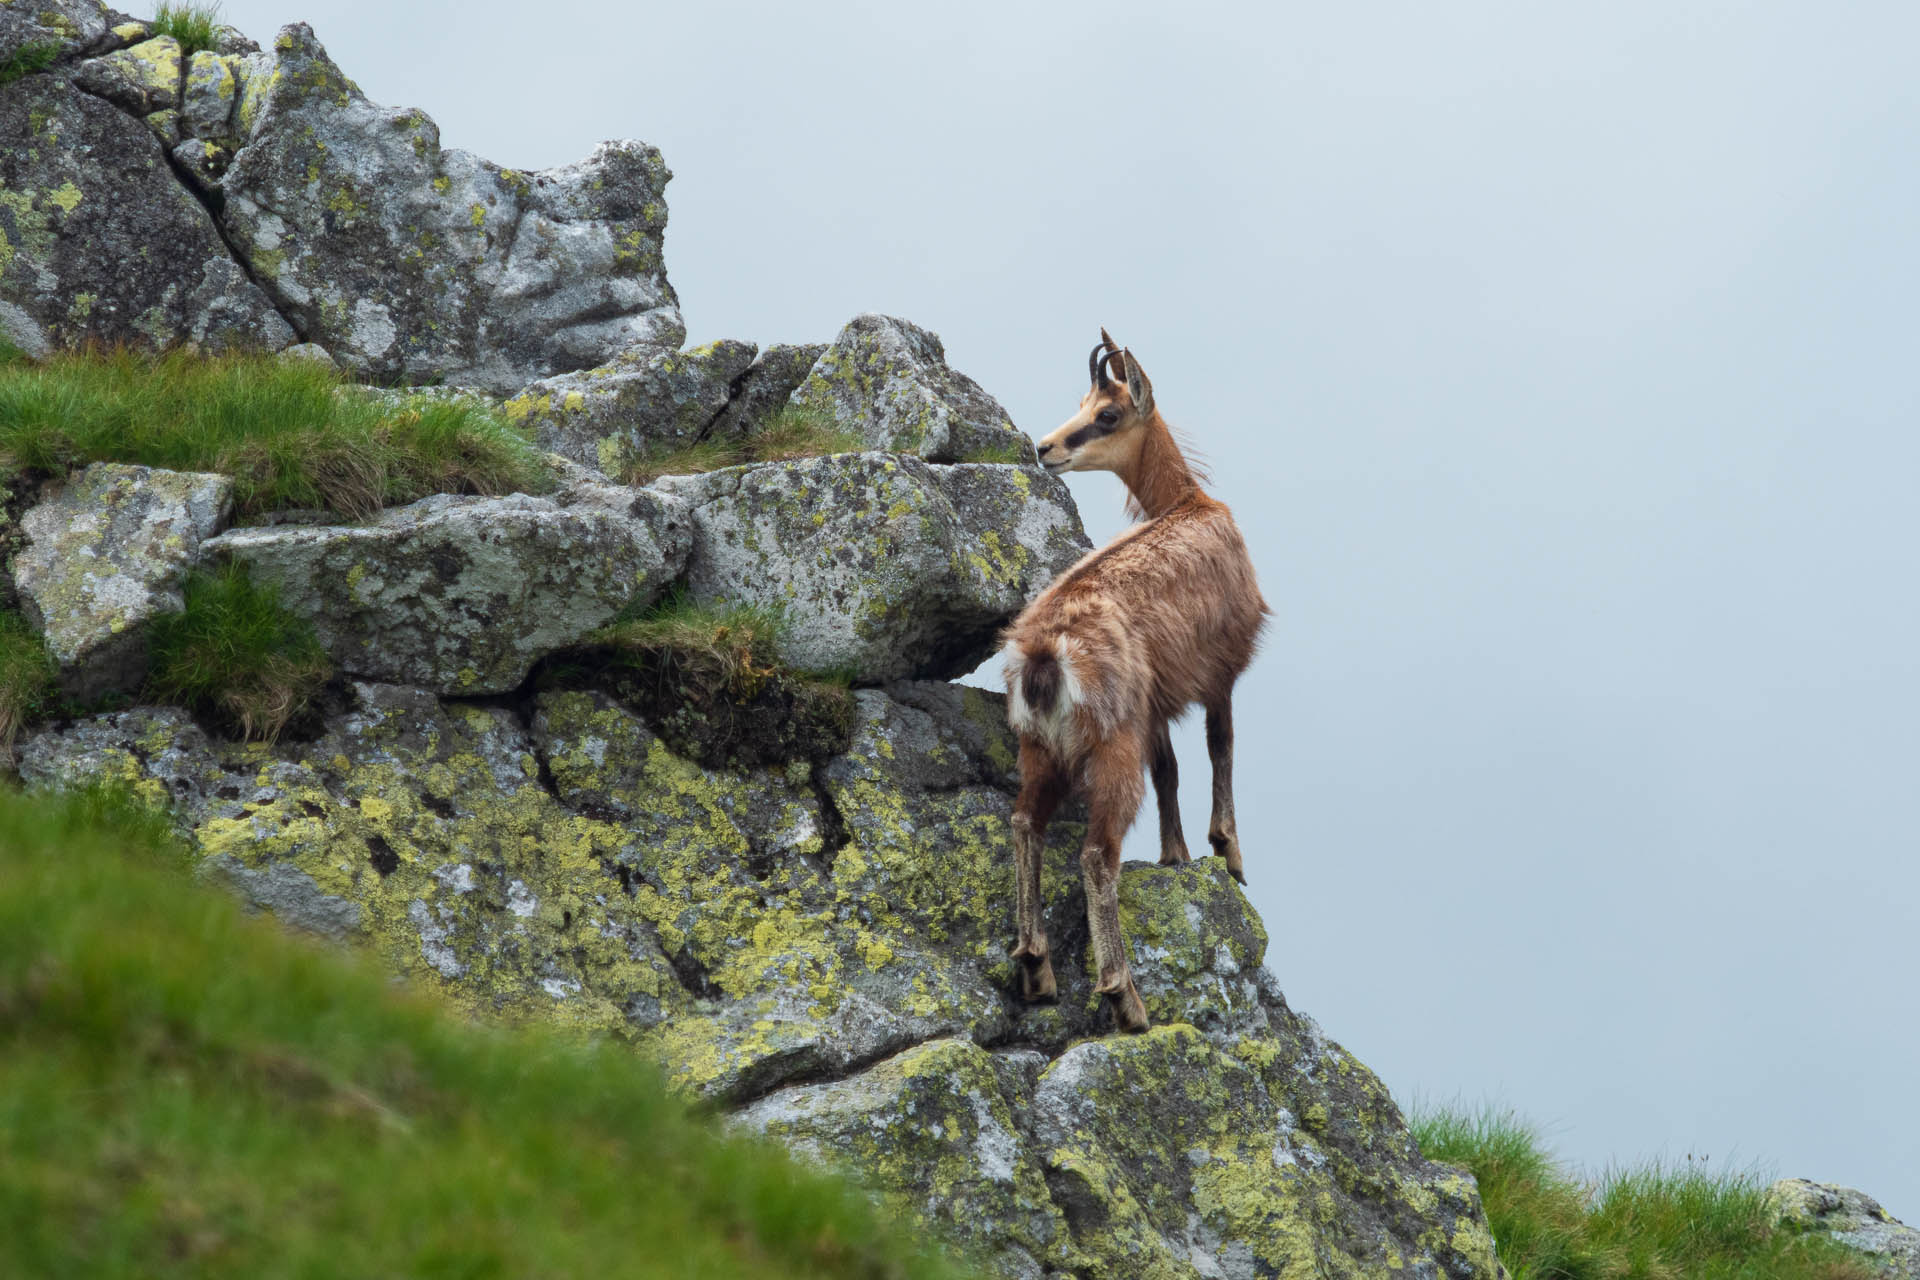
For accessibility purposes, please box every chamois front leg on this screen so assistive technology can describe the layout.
[1205,698,1244,884]
[1083,738,1150,1033]
[1011,742,1068,1003]
[1149,721,1189,866]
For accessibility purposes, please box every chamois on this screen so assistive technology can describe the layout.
[1001,330,1267,1033]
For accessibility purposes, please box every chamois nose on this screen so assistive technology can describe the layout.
[1036,440,1058,458]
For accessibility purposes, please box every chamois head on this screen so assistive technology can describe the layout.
[1034,327,1156,477]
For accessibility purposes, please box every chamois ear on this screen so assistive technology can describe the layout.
[1099,327,1126,385]
[1121,348,1153,416]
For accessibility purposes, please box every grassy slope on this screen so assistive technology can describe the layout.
[0,347,546,520]
[0,785,971,1280]
[1411,1105,1873,1280]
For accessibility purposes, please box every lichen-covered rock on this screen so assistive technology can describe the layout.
[17,675,1503,1278]
[790,314,1032,462]
[212,23,683,391]
[0,74,295,354]
[70,35,180,116]
[707,341,828,443]
[202,489,690,694]
[737,1039,1071,1280]
[11,463,232,698]
[0,0,117,66]
[1769,1180,1920,1278]
[1026,1024,1501,1279]
[657,454,1088,681]
[507,338,758,476]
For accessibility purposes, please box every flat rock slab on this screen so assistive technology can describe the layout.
[12,463,232,699]
[790,314,1033,463]
[213,23,683,392]
[508,339,758,476]
[0,73,294,356]
[203,490,690,694]
[658,454,1088,682]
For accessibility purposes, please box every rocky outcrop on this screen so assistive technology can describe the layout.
[18,675,1503,1280]
[210,24,683,390]
[658,455,1089,681]
[708,341,829,442]
[509,339,760,475]
[1769,1181,1920,1279]
[202,489,690,695]
[0,72,295,355]
[0,0,122,66]
[11,463,231,699]
[791,314,1033,463]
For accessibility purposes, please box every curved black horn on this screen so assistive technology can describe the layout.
[1088,340,1118,389]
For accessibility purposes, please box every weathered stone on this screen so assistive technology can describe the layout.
[0,74,295,354]
[0,0,116,66]
[181,49,247,143]
[656,454,1088,682]
[737,1039,1070,1280]
[707,341,828,443]
[18,675,1504,1278]
[507,338,758,477]
[790,314,1033,463]
[1769,1180,1920,1278]
[213,23,683,392]
[11,463,232,698]
[202,490,690,694]
[71,35,180,115]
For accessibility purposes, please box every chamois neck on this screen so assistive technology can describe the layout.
[1120,416,1202,519]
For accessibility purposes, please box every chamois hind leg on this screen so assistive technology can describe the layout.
[1205,697,1245,885]
[1082,734,1150,1033]
[1011,740,1070,1003]
[1149,721,1190,866]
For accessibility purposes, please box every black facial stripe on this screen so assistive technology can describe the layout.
[1064,422,1117,450]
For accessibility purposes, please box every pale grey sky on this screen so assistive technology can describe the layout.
[219,0,1920,1218]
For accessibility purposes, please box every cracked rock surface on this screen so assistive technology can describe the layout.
[658,453,1090,682]
[19,678,1503,1280]
[202,488,690,695]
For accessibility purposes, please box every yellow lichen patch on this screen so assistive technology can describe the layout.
[47,182,82,214]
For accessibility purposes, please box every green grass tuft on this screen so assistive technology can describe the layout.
[0,41,59,87]
[957,438,1035,465]
[145,564,331,742]
[594,585,793,697]
[620,405,866,485]
[0,610,58,764]
[149,2,223,55]
[0,347,548,520]
[0,782,973,1279]
[1411,1103,1876,1280]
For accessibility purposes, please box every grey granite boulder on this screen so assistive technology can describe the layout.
[0,73,295,355]
[212,23,683,392]
[735,1039,1068,1280]
[11,463,232,699]
[789,314,1033,463]
[0,0,119,66]
[202,489,691,694]
[707,341,828,443]
[657,454,1088,682]
[1769,1180,1920,1278]
[507,339,759,477]
[70,35,179,117]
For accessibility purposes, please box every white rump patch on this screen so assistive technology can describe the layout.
[1003,635,1085,756]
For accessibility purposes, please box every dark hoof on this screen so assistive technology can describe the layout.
[1157,843,1191,867]
[1101,980,1150,1034]
[1229,866,1246,886]
[1015,954,1058,1004]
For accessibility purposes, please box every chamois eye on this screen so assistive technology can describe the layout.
[1095,409,1119,426]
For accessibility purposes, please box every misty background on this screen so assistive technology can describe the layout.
[215,0,1919,1217]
